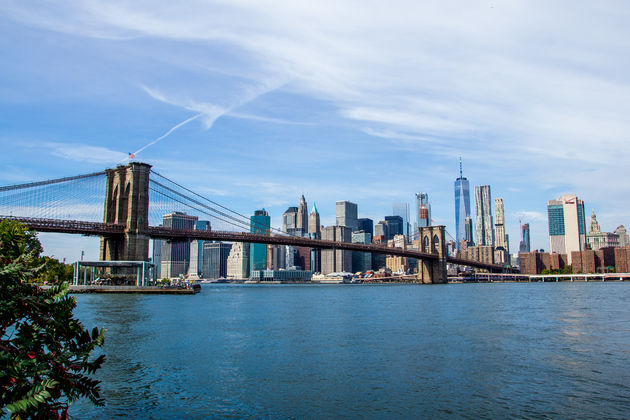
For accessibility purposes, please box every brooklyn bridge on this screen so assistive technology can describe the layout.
[0,162,513,283]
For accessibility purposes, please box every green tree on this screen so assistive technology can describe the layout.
[0,220,105,418]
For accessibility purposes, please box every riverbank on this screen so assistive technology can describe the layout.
[42,285,199,294]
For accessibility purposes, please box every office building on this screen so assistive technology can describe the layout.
[385,215,403,240]
[454,159,471,249]
[357,218,374,237]
[227,242,249,280]
[547,194,586,264]
[267,245,286,270]
[202,242,232,280]
[309,202,321,272]
[351,231,372,273]
[250,209,271,272]
[393,202,410,238]
[152,238,162,278]
[161,212,198,278]
[321,225,352,274]
[494,198,508,264]
[519,223,531,253]
[296,195,308,236]
[282,207,299,235]
[336,201,358,231]
[615,225,629,247]
[188,220,211,279]
[375,221,389,239]
[474,185,494,247]
[586,211,620,251]
[386,234,409,273]
[415,192,431,229]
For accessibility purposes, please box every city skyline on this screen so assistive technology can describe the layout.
[1,2,629,261]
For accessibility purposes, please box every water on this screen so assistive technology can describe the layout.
[70,283,630,419]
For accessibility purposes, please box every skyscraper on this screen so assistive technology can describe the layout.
[454,159,471,249]
[415,192,431,229]
[494,198,508,264]
[464,217,474,247]
[188,220,211,278]
[226,242,249,280]
[296,195,308,236]
[336,201,358,231]
[282,206,298,235]
[160,212,198,278]
[392,202,410,238]
[351,231,372,273]
[321,225,352,274]
[547,194,586,264]
[519,223,531,253]
[384,215,403,240]
[202,242,232,280]
[474,185,494,247]
[308,202,321,272]
[250,209,270,272]
[357,218,373,237]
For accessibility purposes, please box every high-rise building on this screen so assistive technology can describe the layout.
[351,231,372,273]
[454,159,471,249]
[282,207,298,235]
[296,195,308,236]
[615,225,629,247]
[321,225,352,274]
[152,237,162,278]
[188,220,211,278]
[393,202,410,238]
[375,221,389,239]
[415,192,431,229]
[385,215,403,240]
[464,217,474,247]
[202,242,232,280]
[547,194,586,264]
[519,223,531,253]
[336,201,358,231]
[357,218,374,237]
[494,198,508,264]
[160,212,198,278]
[474,185,494,247]
[227,242,249,280]
[308,202,321,273]
[250,209,270,272]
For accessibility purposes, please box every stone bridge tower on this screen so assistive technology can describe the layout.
[418,225,447,284]
[100,162,151,261]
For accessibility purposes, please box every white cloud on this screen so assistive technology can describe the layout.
[47,142,128,164]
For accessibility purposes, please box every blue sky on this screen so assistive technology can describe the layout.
[1,1,629,262]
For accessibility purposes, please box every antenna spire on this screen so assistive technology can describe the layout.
[459,157,463,178]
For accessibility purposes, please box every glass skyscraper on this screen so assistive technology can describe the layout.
[392,202,410,238]
[454,159,471,249]
[415,193,431,229]
[547,194,586,264]
[250,209,270,272]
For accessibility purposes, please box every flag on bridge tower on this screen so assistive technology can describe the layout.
[128,152,135,160]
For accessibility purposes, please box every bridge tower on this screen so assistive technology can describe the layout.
[100,162,151,262]
[418,225,447,284]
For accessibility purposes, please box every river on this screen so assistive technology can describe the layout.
[70,282,630,418]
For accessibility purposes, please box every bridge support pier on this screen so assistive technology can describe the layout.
[417,226,447,284]
[100,162,151,262]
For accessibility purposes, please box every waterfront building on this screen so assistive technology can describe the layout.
[161,212,198,278]
[267,244,286,270]
[357,218,374,237]
[250,209,271,271]
[384,215,403,240]
[226,242,249,280]
[392,202,410,238]
[454,159,471,249]
[336,201,358,231]
[282,206,299,236]
[547,194,586,264]
[296,195,308,236]
[494,198,508,264]
[586,211,620,250]
[321,225,352,274]
[474,185,494,247]
[519,223,531,253]
[614,225,629,247]
[250,269,312,283]
[415,192,431,229]
[351,231,372,273]
[459,245,494,265]
[201,242,232,280]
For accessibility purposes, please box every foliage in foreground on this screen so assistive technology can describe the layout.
[0,220,105,418]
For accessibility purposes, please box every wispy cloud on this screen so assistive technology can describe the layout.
[47,142,128,164]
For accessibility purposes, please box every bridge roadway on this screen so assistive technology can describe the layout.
[2,216,510,272]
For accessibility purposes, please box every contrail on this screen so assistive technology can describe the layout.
[132,113,202,156]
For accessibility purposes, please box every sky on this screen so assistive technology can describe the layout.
[1,1,629,262]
